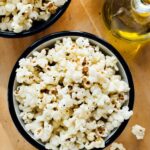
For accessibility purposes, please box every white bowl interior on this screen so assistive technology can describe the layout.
[13,36,129,146]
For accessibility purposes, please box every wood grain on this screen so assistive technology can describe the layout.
[0,0,150,150]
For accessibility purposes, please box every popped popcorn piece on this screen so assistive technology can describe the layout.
[110,142,126,150]
[85,138,105,149]
[0,0,68,33]
[14,37,132,150]
[52,0,67,6]
[76,37,90,47]
[132,124,146,140]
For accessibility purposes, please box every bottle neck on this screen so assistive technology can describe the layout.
[132,0,150,14]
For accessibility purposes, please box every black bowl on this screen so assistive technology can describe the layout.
[0,1,71,38]
[8,31,134,150]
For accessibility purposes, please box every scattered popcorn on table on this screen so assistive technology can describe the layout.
[0,0,67,33]
[132,124,146,140]
[14,37,133,150]
[110,142,126,150]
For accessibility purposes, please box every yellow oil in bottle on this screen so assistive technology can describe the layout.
[103,0,150,41]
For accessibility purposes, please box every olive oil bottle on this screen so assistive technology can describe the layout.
[103,0,150,41]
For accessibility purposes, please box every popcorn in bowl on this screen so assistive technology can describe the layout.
[14,37,133,150]
[0,0,67,33]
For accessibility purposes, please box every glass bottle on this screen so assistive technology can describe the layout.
[103,0,150,41]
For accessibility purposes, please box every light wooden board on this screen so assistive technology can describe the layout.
[0,0,150,149]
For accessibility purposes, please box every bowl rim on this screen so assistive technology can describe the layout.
[8,31,134,150]
[0,0,71,38]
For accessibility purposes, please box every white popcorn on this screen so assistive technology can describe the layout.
[106,56,118,71]
[85,138,105,149]
[51,110,62,121]
[5,3,16,12]
[110,142,126,150]
[97,95,110,106]
[52,0,67,6]
[0,22,8,31]
[74,104,91,119]
[0,6,6,15]
[72,71,83,83]
[63,37,73,49]
[25,121,41,132]
[131,124,146,140]
[87,132,96,141]
[108,79,130,93]
[58,95,74,108]
[36,58,48,68]
[14,37,132,150]
[49,135,60,147]
[88,66,99,83]
[29,11,39,20]
[33,122,53,142]
[0,0,68,33]
[16,67,33,83]
[120,106,133,120]
[86,121,97,130]
[76,37,90,47]
[40,71,60,85]
[12,23,24,33]
[75,119,86,132]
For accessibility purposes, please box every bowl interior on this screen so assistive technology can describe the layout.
[13,36,128,145]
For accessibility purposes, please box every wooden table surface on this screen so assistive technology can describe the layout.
[0,0,150,150]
